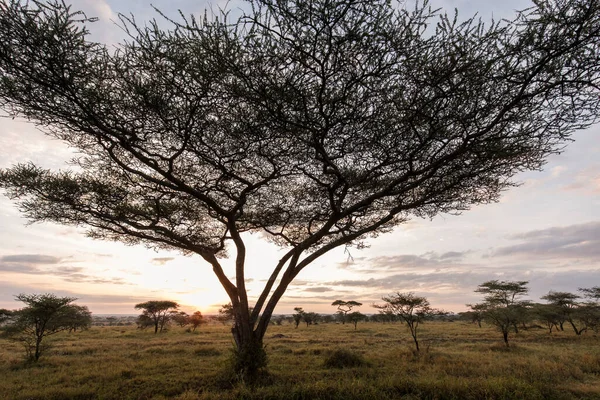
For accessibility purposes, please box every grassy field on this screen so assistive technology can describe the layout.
[0,321,599,399]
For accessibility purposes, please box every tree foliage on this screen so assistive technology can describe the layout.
[0,0,599,377]
[374,292,442,352]
[331,300,362,324]
[469,280,530,346]
[134,301,179,334]
[2,293,91,361]
[346,311,367,330]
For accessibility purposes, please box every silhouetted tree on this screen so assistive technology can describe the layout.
[374,292,443,352]
[1,0,600,378]
[331,300,362,325]
[470,280,530,346]
[134,301,179,334]
[531,303,562,333]
[541,291,583,334]
[347,311,367,330]
[170,311,190,327]
[3,294,91,361]
[292,307,304,329]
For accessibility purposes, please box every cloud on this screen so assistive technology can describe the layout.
[337,251,470,273]
[302,287,333,293]
[0,253,130,285]
[151,257,175,265]
[492,221,600,260]
[0,254,61,264]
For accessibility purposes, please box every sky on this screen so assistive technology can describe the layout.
[0,0,598,316]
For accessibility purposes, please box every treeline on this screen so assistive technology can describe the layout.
[2,281,598,361]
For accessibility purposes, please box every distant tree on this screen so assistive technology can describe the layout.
[217,303,235,325]
[292,307,305,329]
[134,301,179,334]
[136,314,154,330]
[1,0,600,379]
[105,316,118,326]
[347,311,367,330]
[331,300,363,325]
[470,280,530,346]
[578,287,600,333]
[60,304,92,333]
[541,291,583,334]
[170,311,190,327]
[531,303,562,333]
[302,312,320,327]
[458,304,485,328]
[319,314,335,324]
[188,311,205,331]
[374,292,443,352]
[0,308,12,324]
[2,293,91,361]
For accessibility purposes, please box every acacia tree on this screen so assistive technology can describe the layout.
[292,307,304,328]
[3,294,91,361]
[134,301,179,334]
[373,292,442,352]
[347,311,367,330]
[469,280,531,346]
[541,291,582,334]
[331,300,362,324]
[0,0,599,378]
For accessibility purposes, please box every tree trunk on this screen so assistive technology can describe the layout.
[569,320,585,335]
[503,330,509,347]
[231,322,267,382]
[34,335,43,361]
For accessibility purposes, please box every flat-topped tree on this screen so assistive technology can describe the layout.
[1,0,600,379]
[331,300,363,324]
[470,280,531,346]
[134,301,179,334]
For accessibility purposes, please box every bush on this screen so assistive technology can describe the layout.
[323,349,369,369]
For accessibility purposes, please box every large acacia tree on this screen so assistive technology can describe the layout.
[0,0,599,377]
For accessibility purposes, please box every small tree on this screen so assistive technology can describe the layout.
[302,312,320,327]
[188,311,205,331]
[373,292,442,352]
[331,300,363,325]
[458,304,485,328]
[541,291,583,334]
[347,311,367,330]
[134,301,179,334]
[217,303,235,325]
[3,293,91,361]
[531,303,562,333]
[470,280,530,346]
[577,287,600,333]
[292,307,305,329]
[170,311,190,327]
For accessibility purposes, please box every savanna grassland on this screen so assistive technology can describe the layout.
[1,321,599,400]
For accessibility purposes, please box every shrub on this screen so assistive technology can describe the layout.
[323,349,369,369]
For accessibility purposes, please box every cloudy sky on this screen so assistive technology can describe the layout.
[0,0,598,315]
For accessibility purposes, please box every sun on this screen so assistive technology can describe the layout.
[176,291,228,314]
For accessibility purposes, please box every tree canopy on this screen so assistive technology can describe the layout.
[134,301,179,334]
[2,293,91,361]
[0,0,599,377]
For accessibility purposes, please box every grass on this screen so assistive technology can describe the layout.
[0,321,599,399]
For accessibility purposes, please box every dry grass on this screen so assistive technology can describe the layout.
[1,321,599,399]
